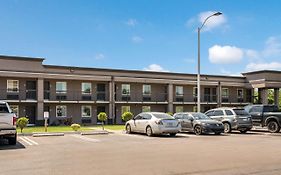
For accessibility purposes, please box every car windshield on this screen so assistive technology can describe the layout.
[191,113,210,120]
[233,109,249,116]
[153,113,174,119]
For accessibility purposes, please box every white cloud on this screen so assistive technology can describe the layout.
[262,36,281,57]
[246,62,281,72]
[126,19,138,27]
[143,64,169,72]
[187,11,226,31]
[131,36,143,43]
[245,49,260,60]
[198,11,226,31]
[208,45,244,64]
[95,53,105,60]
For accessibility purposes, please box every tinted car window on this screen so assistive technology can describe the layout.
[0,104,9,113]
[174,114,183,119]
[153,113,174,119]
[192,113,210,120]
[142,114,152,120]
[134,115,142,120]
[263,106,279,112]
[233,109,249,116]
[213,110,224,116]
[182,114,192,120]
[249,106,263,113]
[205,110,214,116]
[225,110,234,116]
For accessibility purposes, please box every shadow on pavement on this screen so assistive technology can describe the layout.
[0,139,26,150]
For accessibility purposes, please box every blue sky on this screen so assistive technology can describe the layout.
[1,0,281,76]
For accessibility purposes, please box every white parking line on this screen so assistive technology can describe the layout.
[71,135,100,143]
[117,133,152,140]
[19,136,39,146]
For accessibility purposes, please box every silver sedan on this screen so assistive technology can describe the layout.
[125,112,181,136]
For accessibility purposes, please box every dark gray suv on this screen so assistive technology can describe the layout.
[205,107,253,133]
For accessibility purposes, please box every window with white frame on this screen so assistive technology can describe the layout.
[237,89,243,98]
[142,106,151,112]
[56,105,67,117]
[7,80,19,92]
[176,106,184,113]
[222,88,229,98]
[82,82,92,94]
[81,105,92,117]
[176,86,184,96]
[121,84,130,95]
[121,106,130,114]
[56,82,67,93]
[193,87,198,97]
[10,105,19,117]
[143,84,151,95]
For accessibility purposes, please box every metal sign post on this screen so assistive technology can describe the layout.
[44,112,49,132]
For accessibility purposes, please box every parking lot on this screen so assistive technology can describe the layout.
[1,130,281,175]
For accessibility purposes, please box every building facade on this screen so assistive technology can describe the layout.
[0,55,280,125]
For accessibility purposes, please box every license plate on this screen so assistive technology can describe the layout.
[167,123,173,126]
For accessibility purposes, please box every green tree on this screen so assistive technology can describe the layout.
[17,117,29,133]
[122,112,133,122]
[166,112,173,116]
[98,112,108,130]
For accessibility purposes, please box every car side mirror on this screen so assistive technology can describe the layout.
[190,118,194,122]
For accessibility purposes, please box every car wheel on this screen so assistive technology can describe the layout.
[126,124,132,134]
[8,134,17,145]
[267,121,280,133]
[223,122,232,133]
[194,125,202,135]
[170,133,177,137]
[146,126,153,137]
[240,130,247,134]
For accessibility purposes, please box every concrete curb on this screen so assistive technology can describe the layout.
[81,130,109,135]
[32,133,65,137]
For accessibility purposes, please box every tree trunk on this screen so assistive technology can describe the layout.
[102,121,104,130]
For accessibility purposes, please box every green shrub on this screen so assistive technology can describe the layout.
[17,117,29,133]
[122,112,133,122]
[98,112,108,130]
[166,112,173,116]
[71,123,81,131]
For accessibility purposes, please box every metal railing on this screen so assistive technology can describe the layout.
[44,90,108,101]
[117,93,168,102]
[0,89,37,100]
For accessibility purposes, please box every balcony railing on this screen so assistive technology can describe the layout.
[0,89,37,100]
[118,93,168,102]
[44,90,108,101]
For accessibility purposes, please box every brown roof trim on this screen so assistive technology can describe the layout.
[0,55,45,62]
[242,70,281,75]
[44,64,245,79]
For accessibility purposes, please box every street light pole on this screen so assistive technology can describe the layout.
[197,12,222,113]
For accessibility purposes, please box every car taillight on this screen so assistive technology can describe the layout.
[13,114,17,126]
[155,120,163,125]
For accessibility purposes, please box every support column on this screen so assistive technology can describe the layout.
[37,78,44,123]
[217,82,222,107]
[168,83,173,113]
[258,88,262,104]
[274,88,279,106]
[261,88,268,105]
[109,77,115,124]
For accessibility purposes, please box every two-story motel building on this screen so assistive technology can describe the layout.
[0,55,280,125]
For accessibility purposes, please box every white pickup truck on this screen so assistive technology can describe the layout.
[0,101,17,145]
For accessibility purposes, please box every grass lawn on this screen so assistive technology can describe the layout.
[94,125,125,130]
[17,126,94,133]
[17,125,125,133]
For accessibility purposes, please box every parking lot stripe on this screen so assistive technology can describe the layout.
[23,136,39,145]
[19,137,33,146]
[71,135,100,143]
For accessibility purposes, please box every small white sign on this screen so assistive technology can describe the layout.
[44,112,49,119]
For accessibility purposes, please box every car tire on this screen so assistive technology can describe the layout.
[146,126,153,137]
[170,133,177,137]
[267,121,280,133]
[8,134,17,145]
[194,125,202,135]
[223,122,232,133]
[126,124,132,134]
[240,130,248,134]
